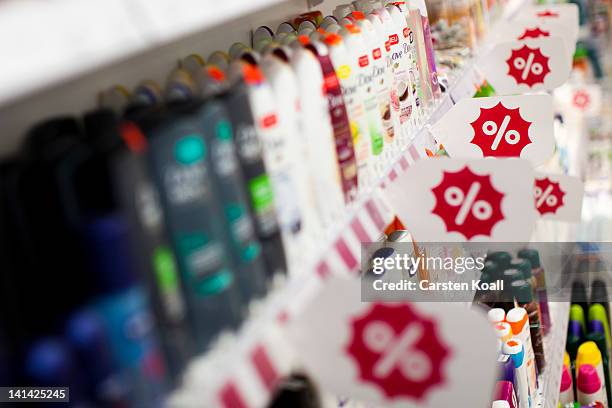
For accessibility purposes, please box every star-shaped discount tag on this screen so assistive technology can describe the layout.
[430,95,554,166]
[479,37,570,94]
[346,303,451,400]
[469,102,532,157]
[285,277,499,408]
[533,172,584,221]
[534,177,565,215]
[505,44,551,87]
[382,158,537,242]
[431,166,505,239]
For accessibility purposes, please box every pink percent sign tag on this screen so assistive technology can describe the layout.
[534,172,584,221]
[431,94,554,166]
[284,277,498,407]
[479,37,571,94]
[381,158,537,242]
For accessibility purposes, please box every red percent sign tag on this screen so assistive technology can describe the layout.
[517,27,550,40]
[506,45,551,87]
[469,102,533,157]
[346,303,451,400]
[431,166,505,239]
[534,177,565,215]
[573,89,591,110]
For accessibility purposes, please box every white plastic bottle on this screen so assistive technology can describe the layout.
[339,23,387,178]
[323,32,373,190]
[227,61,305,275]
[386,4,423,128]
[302,38,359,203]
[366,3,415,146]
[348,11,398,164]
[259,49,322,246]
[400,0,435,107]
[290,45,346,229]
[359,5,402,156]
[411,0,442,98]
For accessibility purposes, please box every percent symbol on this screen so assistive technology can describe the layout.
[346,303,451,400]
[535,184,557,208]
[444,182,493,225]
[481,115,521,150]
[364,321,431,381]
[513,52,544,80]
[506,45,550,87]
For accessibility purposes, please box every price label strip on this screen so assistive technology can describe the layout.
[382,158,537,242]
[431,94,554,166]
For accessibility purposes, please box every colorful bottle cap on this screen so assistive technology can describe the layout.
[564,351,571,369]
[569,319,585,341]
[570,304,587,334]
[487,252,512,269]
[561,365,573,392]
[483,259,500,272]
[589,319,605,335]
[488,308,506,324]
[502,338,525,368]
[502,270,523,302]
[323,33,343,46]
[588,303,611,350]
[506,308,528,335]
[577,364,601,394]
[585,332,607,361]
[503,269,524,283]
[517,248,541,269]
[510,259,532,279]
[481,261,502,282]
[511,280,533,303]
[576,341,603,370]
[495,322,512,340]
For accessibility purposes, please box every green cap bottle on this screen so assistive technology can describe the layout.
[589,303,612,352]
[510,259,532,279]
[481,260,502,280]
[570,304,587,335]
[517,248,541,269]
[487,251,512,269]
[511,279,533,303]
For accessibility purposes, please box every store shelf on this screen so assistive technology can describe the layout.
[0,0,289,108]
[533,302,570,408]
